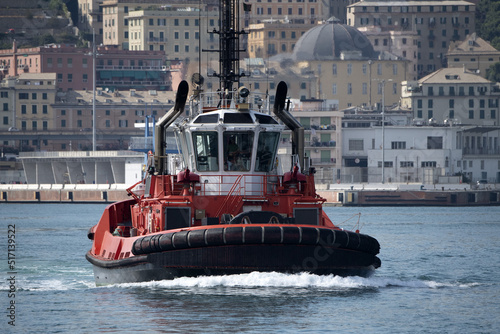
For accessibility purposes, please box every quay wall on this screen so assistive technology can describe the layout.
[2,183,499,206]
[0,184,130,203]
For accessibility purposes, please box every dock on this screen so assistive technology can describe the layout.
[2,182,500,206]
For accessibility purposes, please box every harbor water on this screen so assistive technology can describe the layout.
[1,204,499,333]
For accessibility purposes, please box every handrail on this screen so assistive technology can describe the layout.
[215,175,243,218]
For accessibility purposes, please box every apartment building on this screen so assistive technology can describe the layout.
[401,67,500,126]
[13,73,57,131]
[78,0,104,44]
[447,33,500,78]
[242,0,324,27]
[0,42,174,92]
[347,0,476,78]
[126,6,219,62]
[247,21,315,58]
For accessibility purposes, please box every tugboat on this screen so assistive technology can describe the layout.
[86,0,381,285]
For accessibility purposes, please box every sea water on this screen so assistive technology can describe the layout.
[1,204,499,333]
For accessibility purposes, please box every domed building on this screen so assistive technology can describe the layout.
[293,18,377,61]
[273,18,410,111]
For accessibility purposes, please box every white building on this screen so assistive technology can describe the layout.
[342,121,500,184]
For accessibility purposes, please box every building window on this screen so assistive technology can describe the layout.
[421,161,437,167]
[347,83,352,95]
[32,105,37,114]
[391,141,406,149]
[332,84,337,95]
[332,64,337,75]
[427,136,443,149]
[378,161,393,168]
[349,139,363,151]
[469,110,474,119]
[347,63,352,75]
[43,105,48,114]
[400,161,414,167]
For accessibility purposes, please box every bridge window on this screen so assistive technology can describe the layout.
[224,132,253,171]
[256,132,280,172]
[192,132,219,171]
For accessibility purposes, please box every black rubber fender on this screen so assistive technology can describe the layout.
[172,230,189,249]
[187,229,206,247]
[300,227,319,245]
[282,226,300,244]
[243,226,264,243]
[224,226,244,244]
[132,226,381,256]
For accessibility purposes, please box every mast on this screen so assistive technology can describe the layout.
[206,0,246,92]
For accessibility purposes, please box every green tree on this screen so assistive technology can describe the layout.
[476,0,500,50]
[37,33,56,46]
[485,62,500,82]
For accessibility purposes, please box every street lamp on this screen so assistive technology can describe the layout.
[380,79,393,184]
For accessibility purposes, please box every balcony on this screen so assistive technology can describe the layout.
[308,141,337,148]
[96,65,165,71]
[310,157,337,165]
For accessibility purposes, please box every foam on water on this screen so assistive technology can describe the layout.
[108,272,480,291]
[1,272,480,292]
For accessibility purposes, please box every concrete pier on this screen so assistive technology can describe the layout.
[0,183,130,203]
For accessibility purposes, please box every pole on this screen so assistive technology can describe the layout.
[92,28,96,152]
[381,80,385,184]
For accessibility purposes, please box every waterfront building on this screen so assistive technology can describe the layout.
[285,99,343,183]
[342,114,500,184]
